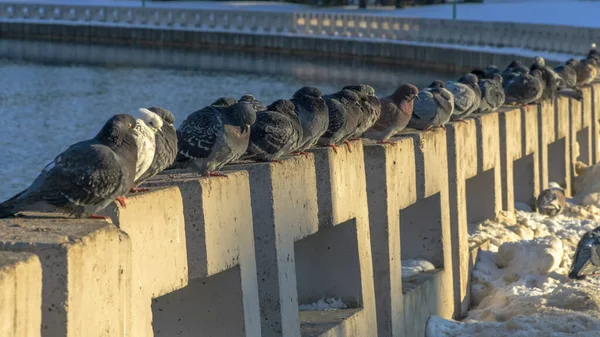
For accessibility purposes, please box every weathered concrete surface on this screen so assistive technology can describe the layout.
[227,155,320,337]
[499,107,540,210]
[592,83,600,164]
[402,270,444,337]
[550,97,572,195]
[0,216,131,337]
[364,137,416,337]
[101,187,186,337]
[141,171,261,337]
[0,251,42,337]
[446,114,502,317]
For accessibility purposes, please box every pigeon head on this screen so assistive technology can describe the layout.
[392,84,419,102]
[508,60,522,68]
[267,99,296,115]
[339,89,360,102]
[211,97,238,107]
[458,73,478,86]
[569,227,600,280]
[239,94,266,112]
[137,108,164,132]
[293,86,323,98]
[148,107,175,125]
[531,69,544,80]
[533,56,546,68]
[428,80,445,89]
[231,102,256,134]
[239,94,257,102]
[96,114,137,146]
[484,65,500,77]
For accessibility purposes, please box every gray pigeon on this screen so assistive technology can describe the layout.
[535,182,566,217]
[363,83,419,144]
[132,108,163,186]
[343,84,382,142]
[289,87,329,154]
[239,94,267,112]
[318,89,362,153]
[132,106,178,191]
[476,74,505,113]
[503,70,544,106]
[407,85,454,131]
[554,62,584,100]
[457,74,482,113]
[530,56,559,100]
[176,101,256,176]
[444,80,478,122]
[569,226,600,280]
[0,114,138,218]
[245,99,303,162]
[484,65,501,78]
[574,58,598,86]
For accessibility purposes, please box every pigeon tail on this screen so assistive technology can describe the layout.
[0,189,33,218]
[557,88,584,101]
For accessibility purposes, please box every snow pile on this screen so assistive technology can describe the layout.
[402,259,436,278]
[574,162,600,207]
[428,206,600,336]
[298,297,348,311]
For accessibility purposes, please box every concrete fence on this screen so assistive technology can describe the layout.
[0,1,597,56]
[2,87,600,337]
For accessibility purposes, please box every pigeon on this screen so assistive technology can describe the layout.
[289,87,329,154]
[503,70,544,106]
[212,97,238,107]
[318,89,362,153]
[245,99,303,162]
[0,114,138,219]
[407,84,454,131]
[342,84,382,142]
[484,65,501,78]
[363,83,419,145]
[574,58,598,86]
[569,226,600,280]
[176,101,256,176]
[530,56,559,100]
[239,94,267,112]
[555,63,578,89]
[444,80,478,122]
[457,73,482,112]
[132,108,163,185]
[476,74,505,113]
[132,106,178,190]
[535,182,566,217]
[505,60,530,75]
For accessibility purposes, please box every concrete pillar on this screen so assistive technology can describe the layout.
[364,137,416,337]
[591,82,600,164]
[581,87,594,166]
[0,216,132,337]
[554,97,572,195]
[140,171,261,337]
[0,252,42,337]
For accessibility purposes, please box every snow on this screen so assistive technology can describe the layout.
[402,259,436,278]
[298,297,348,311]
[428,201,600,337]
[574,162,600,207]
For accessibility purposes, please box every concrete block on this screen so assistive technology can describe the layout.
[364,137,416,337]
[0,216,131,337]
[0,251,42,337]
[140,171,261,337]
[446,114,502,318]
[539,100,556,190]
[579,87,593,166]
[499,106,540,210]
[552,97,572,195]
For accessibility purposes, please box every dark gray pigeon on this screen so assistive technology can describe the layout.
[535,182,566,217]
[211,97,238,107]
[569,226,600,280]
[290,87,329,154]
[239,94,267,112]
[503,70,544,106]
[176,101,256,176]
[0,114,138,218]
[245,99,303,162]
[484,65,501,78]
[530,56,559,100]
[132,106,178,191]
[363,83,419,144]
[444,80,479,122]
[476,74,505,113]
[318,89,362,153]
[343,84,382,142]
[407,85,454,131]
[555,63,578,89]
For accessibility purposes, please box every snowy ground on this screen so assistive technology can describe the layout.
[5,0,600,29]
[428,202,600,336]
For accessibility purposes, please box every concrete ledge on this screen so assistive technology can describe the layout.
[0,251,42,337]
[0,216,131,337]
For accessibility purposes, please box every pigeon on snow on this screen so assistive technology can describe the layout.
[318,88,362,153]
[0,114,138,218]
[132,108,163,188]
[363,83,419,144]
[407,81,454,131]
[289,87,329,154]
[535,182,566,217]
[132,106,178,190]
[245,99,303,162]
[569,226,600,280]
[176,101,256,176]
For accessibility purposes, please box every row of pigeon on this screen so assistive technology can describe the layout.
[1,50,599,219]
